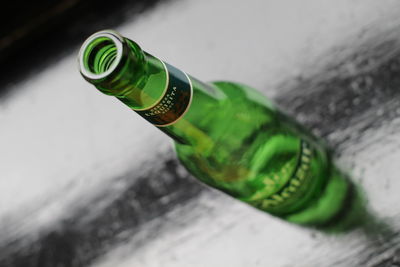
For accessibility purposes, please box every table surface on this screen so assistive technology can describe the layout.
[2,0,400,266]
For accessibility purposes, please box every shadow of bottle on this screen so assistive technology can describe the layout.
[278,164,386,234]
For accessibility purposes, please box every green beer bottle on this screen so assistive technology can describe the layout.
[78,30,359,229]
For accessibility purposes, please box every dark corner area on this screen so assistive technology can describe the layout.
[0,0,163,97]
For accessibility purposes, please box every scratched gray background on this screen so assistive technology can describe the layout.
[2,0,400,266]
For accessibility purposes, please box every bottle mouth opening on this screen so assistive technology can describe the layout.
[79,30,124,80]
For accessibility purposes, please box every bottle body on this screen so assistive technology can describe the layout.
[79,30,360,229]
[174,80,349,225]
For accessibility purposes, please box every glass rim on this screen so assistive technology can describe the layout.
[78,30,124,80]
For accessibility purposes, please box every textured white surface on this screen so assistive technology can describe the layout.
[120,0,400,94]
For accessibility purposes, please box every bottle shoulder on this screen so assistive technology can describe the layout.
[208,80,276,110]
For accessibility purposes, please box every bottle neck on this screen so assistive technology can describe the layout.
[79,30,223,150]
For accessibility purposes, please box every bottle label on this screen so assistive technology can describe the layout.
[135,62,193,127]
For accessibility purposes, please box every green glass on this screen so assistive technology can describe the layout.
[78,30,361,229]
